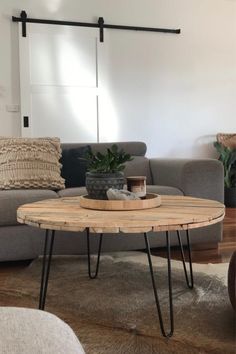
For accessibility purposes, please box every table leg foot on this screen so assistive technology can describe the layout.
[86,228,103,279]
[39,229,55,310]
[144,231,174,338]
[177,230,194,289]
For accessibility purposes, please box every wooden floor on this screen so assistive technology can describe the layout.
[198,207,235,262]
[152,207,236,263]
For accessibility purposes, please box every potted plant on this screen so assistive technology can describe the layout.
[85,144,133,200]
[214,141,236,207]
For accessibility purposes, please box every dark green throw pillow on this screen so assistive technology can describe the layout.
[60,146,91,188]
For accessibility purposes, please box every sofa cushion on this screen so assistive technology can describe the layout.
[0,307,85,354]
[0,189,58,226]
[0,137,65,190]
[146,185,183,196]
[124,156,152,184]
[57,187,87,197]
[60,146,90,188]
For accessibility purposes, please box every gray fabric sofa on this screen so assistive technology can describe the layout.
[0,142,224,261]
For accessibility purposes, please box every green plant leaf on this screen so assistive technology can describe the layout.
[214,141,236,187]
[84,144,133,173]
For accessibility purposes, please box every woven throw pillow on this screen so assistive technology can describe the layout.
[0,137,65,190]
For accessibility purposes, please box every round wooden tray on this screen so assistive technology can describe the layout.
[79,193,161,211]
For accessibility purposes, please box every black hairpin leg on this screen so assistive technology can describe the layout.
[86,228,103,279]
[144,231,174,338]
[177,230,194,289]
[39,229,55,310]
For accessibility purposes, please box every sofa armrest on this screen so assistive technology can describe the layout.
[149,158,224,202]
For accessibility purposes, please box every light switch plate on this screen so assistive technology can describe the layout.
[6,104,20,112]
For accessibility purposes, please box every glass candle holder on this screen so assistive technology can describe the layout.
[126,176,146,198]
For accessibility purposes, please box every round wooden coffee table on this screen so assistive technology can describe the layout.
[17,195,225,337]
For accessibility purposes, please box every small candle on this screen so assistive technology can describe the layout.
[126,176,146,198]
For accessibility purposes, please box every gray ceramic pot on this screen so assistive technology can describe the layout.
[86,172,125,200]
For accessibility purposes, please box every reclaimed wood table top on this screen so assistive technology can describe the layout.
[17,195,225,234]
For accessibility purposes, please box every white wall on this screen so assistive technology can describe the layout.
[0,0,235,157]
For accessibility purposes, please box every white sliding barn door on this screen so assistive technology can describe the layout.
[19,24,99,142]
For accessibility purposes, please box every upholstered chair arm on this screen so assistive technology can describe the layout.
[149,158,224,202]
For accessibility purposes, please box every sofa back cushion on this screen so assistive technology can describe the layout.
[123,156,152,184]
[61,142,152,187]
[0,137,65,190]
[61,141,147,157]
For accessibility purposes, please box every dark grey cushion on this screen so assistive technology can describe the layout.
[0,190,58,226]
[60,146,90,188]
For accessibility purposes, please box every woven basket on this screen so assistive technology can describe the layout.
[216,133,236,148]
